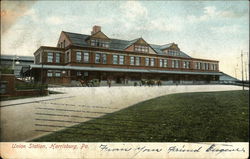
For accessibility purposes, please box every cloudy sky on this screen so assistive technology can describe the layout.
[1,0,249,79]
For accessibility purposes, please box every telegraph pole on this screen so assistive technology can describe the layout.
[241,50,244,90]
[247,52,249,82]
[245,61,248,81]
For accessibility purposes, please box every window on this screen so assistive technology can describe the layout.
[65,52,70,63]
[150,58,155,66]
[159,59,163,67]
[135,57,140,66]
[205,63,209,70]
[102,54,107,64]
[119,55,124,65]
[135,45,149,53]
[55,53,60,63]
[172,60,179,68]
[101,41,109,48]
[214,64,218,70]
[211,64,217,70]
[91,40,95,46]
[130,56,135,65]
[145,57,149,66]
[91,39,109,48]
[83,52,89,63]
[77,71,82,76]
[175,60,179,68]
[195,62,199,69]
[201,63,205,70]
[47,53,53,62]
[196,62,202,69]
[63,40,66,48]
[55,72,61,77]
[95,53,101,63]
[183,61,190,69]
[168,50,180,56]
[113,55,118,64]
[76,52,82,62]
[163,59,168,67]
[159,59,167,67]
[47,71,53,77]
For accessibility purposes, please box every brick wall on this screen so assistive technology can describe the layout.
[0,74,16,95]
[0,74,48,97]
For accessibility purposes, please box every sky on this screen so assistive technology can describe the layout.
[1,0,249,79]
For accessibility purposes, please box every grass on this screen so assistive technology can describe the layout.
[33,90,249,142]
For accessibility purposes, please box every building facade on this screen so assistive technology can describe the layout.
[27,26,221,86]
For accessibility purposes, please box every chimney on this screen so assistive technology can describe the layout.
[91,25,101,35]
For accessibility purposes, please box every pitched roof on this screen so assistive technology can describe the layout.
[219,72,239,81]
[63,31,89,47]
[150,44,191,58]
[63,31,191,58]
[160,43,174,50]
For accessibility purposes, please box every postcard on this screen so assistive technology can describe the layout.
[0,1,249,158]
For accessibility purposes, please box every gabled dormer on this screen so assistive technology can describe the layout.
[86,26,111,48]
[160,43,181,56]
[57,31,72,48]
[124,37,157,54]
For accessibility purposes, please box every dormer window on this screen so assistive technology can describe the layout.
[166,50,180,56]
[90,39,109,48]
[134,45,149,53]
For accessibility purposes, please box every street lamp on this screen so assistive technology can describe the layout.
[12,55,19,75]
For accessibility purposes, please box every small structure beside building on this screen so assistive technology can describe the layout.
[219,72,239,84]
[0,74,47,98]
[0,55,34,78]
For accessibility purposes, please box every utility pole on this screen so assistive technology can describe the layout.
[241,50,244,90]
[245,61,248,81]
[235,66,238,79]
[247,52,249,82]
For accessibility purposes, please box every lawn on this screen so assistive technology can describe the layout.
[33,90,249,142]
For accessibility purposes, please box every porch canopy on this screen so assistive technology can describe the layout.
[29,64,222,76]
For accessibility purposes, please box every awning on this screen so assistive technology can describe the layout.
[29,64,222,76]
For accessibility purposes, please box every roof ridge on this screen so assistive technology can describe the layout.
[63,31,90,36]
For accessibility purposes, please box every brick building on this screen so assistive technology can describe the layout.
[26,25,221,86]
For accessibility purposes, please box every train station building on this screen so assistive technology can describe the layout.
[23,25,221,86]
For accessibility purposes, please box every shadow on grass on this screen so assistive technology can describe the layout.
[32,90,249,142]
